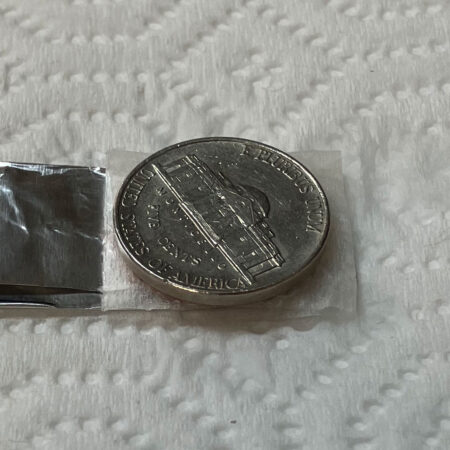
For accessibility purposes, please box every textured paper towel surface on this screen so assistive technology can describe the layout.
[1,0,450,449]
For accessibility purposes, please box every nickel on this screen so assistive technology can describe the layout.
[114,138,329,306]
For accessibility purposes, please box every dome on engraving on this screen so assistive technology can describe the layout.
[239,184,270,218]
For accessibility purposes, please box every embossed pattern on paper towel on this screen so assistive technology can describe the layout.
[0,0,450,449]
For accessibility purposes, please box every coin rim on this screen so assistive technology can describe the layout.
[113,137,330,305]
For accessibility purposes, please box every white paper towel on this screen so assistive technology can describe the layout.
[0,0,449,449]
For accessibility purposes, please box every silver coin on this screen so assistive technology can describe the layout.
[114,138,329,306]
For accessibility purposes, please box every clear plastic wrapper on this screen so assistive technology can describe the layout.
[103,150,356,322]
[0,162,106,308]
[0,146,355,319]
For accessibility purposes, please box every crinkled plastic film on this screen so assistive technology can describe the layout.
[0,146,356,317]
[0,150,106,309]
[103,149,357,321]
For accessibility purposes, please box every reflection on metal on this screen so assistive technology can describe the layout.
[0,162,105,309]
[0,301,56,308]
[153,154,284,284]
